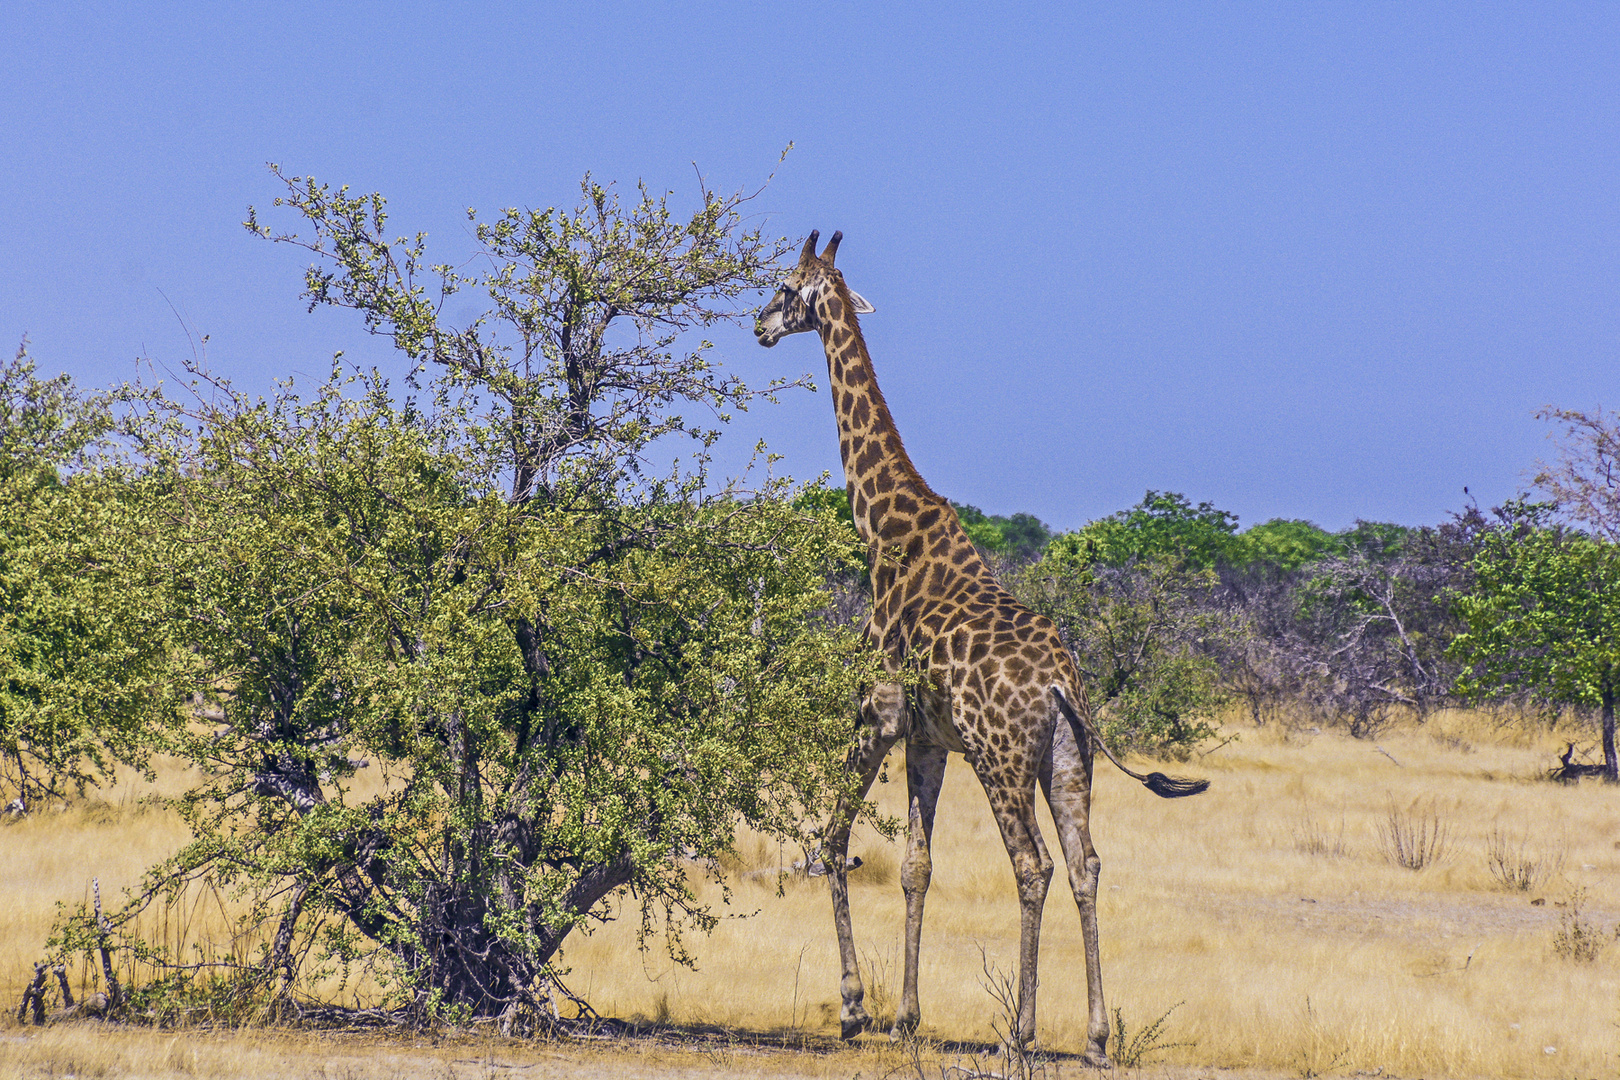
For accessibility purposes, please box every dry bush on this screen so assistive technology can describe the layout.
[1111,999,1190,1069]
[1379,799,1450,871]
[1484,827,1563,892]
[1552,888,1614,963]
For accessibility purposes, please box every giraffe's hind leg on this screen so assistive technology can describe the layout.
[971,753,1054,1049]
[892,740,947,1038]
[1039,716,1112,1068]
[828,682,905,1039]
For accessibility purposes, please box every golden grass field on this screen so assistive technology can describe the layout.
[3,710,1618,1079]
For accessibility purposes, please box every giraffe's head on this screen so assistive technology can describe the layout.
[754,230,875,348]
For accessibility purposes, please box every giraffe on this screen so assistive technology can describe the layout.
[754,231,1208,1065]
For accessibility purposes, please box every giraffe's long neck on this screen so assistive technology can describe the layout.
[815,283,943,548]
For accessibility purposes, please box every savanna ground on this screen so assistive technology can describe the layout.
[3,710,1618,1079]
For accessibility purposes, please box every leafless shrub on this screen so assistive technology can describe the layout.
[1552,888,1613,963]
[1112,1000,1192,1068]
[1484,828,1563,892]
[1213,519,1474,739]
[890,947,1054,1080]
[970,948,1051,1080]
[1380,800,1449,871]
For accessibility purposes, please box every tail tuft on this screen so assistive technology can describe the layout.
[1142,772,1210,799]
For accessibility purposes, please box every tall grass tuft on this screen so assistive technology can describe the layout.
[1379,799,1449,871]
[858,943,897,1032]
[1293,813,1349,858]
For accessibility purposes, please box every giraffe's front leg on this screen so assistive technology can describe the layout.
[893,741,947,1038]
[827,683,904,1039]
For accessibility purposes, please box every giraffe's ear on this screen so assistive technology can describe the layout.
[847,290,875,315]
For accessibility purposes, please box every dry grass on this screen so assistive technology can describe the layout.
[6,710,1620,1079]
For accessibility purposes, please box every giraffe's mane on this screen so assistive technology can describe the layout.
[828,273,944,505]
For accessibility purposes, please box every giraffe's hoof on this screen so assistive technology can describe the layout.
[1081,1049,1114,1069]
[840,1007,871,1040]
[889,1013,919,1041]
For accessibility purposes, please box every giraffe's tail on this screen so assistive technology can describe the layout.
[1051,685,1210,799]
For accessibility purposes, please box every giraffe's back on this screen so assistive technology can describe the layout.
[866,497,1085,766]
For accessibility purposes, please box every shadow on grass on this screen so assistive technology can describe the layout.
[564,1016,1097,1064]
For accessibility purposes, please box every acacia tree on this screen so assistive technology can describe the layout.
[0,342,183,807]
[54,169,878,1026]
[1451,504,1620,781]
[1012,539,1229,754]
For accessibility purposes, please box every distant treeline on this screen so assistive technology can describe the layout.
[809,484,1620,780]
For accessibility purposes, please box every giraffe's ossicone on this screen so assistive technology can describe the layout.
[757,231,1207,1064]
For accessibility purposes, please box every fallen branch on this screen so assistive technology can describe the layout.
[1552,742,1606,783]
[16,963,46,1024]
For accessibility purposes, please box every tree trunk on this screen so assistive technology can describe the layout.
[1602,683,1618,783]
[403,851,638,1018]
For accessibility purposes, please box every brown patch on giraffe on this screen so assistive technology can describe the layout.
[854,442,882,475]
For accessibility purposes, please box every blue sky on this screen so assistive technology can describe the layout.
[4,3,1617,532]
